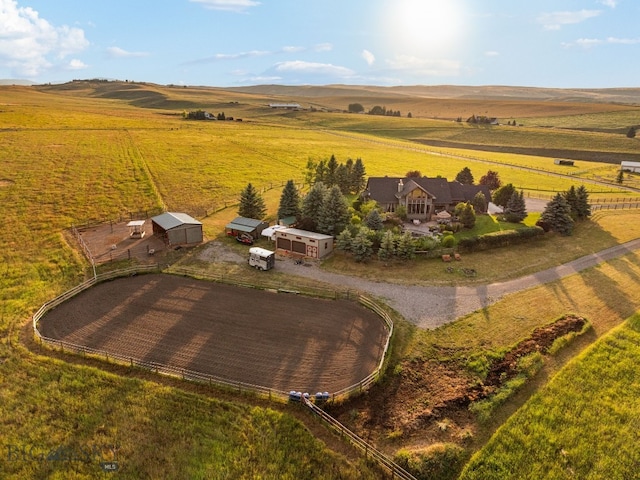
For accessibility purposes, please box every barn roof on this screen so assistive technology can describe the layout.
[225,216,267,233]
[276,228,334,241]
[151,212,202,231]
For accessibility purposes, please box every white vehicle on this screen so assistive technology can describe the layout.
[248,247,275,271]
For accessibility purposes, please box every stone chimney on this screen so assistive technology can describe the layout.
[398,179,404,192]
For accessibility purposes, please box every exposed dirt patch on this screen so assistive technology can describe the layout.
[0,178,15,187]
[414,139,640,164]
[329,315,587,450]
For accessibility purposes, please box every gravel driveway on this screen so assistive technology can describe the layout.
[200,239,640,329]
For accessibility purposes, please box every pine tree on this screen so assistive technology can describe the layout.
[575,185,591,220]
[455,167,474,185]
[325,154,339,187]
[458,202,476,228]
[277,180,301,222]
[377,230,396,261]
[365,209,384,231]
[350,158,367,194]
[238,183,266,219]
[541,193,574,236]
[336,228,353,252]
[503,190,527,223]
[351,227,373,262]
[317,185,349,236]
[395,232,416,260]
[563,186,579,220]
[300,182,327,231]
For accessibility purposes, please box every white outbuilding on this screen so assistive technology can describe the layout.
[151,212,203,246]
[274,228,334,259]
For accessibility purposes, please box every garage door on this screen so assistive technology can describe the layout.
[292,240,306,254]
[277,238,291,251]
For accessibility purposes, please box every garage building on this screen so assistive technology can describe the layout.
[225,216,269,239]
[274,228,334,259]
[151,212,203,246]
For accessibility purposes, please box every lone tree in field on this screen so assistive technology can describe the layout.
[479,170,502,191]
[616,169,624,184]
[348,103,364,113]
[317,185,350,236]
[277,180,301,222]
[455,167,474,185]
[541,193,574,236]
[238,183,266,219]
[627,126,637,138]
[493,183,516,208]
[503,190,527,223]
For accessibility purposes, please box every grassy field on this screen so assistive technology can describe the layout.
[1,81,640,479]
[459,314,640,480]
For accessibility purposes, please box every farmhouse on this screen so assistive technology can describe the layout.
[225,216,269,239]
[274,228,334,259]
[363,177,491,221]
[621,161,640,173]
[151,212,203,246]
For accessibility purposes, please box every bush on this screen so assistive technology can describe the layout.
[457,227,544,252]
[394,443,468,480]
[441,235,456,248]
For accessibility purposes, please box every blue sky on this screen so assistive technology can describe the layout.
[1,0,639,88]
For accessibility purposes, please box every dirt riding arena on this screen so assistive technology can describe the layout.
[38,274,389,394]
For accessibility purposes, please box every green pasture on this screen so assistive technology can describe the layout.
[459,315,640,480]
[1,83,640,479]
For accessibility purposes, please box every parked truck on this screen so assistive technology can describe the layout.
[248,247,275,271]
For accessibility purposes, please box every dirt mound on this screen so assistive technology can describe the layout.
[329,315,587,447]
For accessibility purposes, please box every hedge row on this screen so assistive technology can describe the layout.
[457,226,545,252]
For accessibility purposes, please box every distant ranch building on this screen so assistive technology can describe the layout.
[274,228,334,259]
[268,103,301,110]
[151,212,203,246]
[621,161,640,173]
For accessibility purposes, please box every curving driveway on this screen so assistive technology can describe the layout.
[201,239,640,329]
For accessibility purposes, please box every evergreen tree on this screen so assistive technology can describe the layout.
[627,126,637,138]
[314,160,327,184]
[325,154,339,187]
[575,185,591,220]
[377,230,396,261]
[317,185,349,236]
[455,167,474,185]
[335,163,350,194]
[300,182,327,231]
[396,232,416,260]
[336,228,353,252]
[350,158,367,194]
[479,170,502,190]
[457,202,476,228]
[277,180,301,222]
[493,183,516,208]
[503,190,527,223]
[238,183,266,219]
[365,209,384,231]
[541,193,574,236]
[304,158,316,185]
[351,227,373,262]
[616,170,624,184]
[563,185,579,220]
[472,191,488,213]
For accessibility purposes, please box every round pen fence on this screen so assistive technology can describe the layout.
[32,266,395,404]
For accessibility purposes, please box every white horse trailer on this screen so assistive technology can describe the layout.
[248,247,275,271]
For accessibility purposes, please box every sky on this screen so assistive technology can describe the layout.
[1,0,639,88]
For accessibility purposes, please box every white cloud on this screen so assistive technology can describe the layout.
[599,0,617,7]
[282,46,304,53]
[537,10,601,30]
[362,49,375,66]
[564,36,640,48]
[67,59,88,70]
[274,61,354,77]
[106,46,149,59]
[189,0,260,13]
[484,51,499,57]
[0,0,89,77]
[314,43,333,52]
[385,55,462,77]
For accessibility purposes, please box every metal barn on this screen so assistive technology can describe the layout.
[274,228,334,259]
[151,212,203,246]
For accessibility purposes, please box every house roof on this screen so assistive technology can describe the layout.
[364,177,491,207]
[226,216,266,231]
[151,212,201,231]
[275,227,333,241]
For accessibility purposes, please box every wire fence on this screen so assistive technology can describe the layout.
[303,397,417,480]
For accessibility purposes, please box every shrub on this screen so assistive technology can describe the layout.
[441,235,456,248]
[457,227,544,252]
[394,443,468,480]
